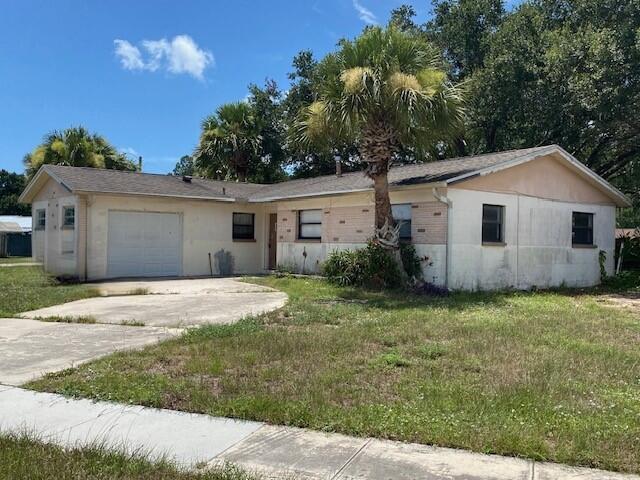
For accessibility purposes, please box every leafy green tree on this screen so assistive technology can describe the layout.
[194,102,262,182]
[0,170,29,216]
[24,127,137,179]
[294,26,465,268]
[246,80,288,183]
[172,155,195,176]
[426,0,505,81]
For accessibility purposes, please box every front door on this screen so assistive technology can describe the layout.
[268,213,277,270]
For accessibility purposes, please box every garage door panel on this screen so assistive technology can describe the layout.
[107,211,181,278]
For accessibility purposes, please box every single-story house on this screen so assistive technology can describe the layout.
[0,216,32,257]
[19,145,631,290]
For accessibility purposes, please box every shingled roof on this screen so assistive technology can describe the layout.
[20,145,630,206]
[250,145,552,201]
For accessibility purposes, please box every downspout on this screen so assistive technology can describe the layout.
[432,187,452,289]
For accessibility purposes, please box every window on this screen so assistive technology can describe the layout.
[391,204,412,240]
[232,212,255,240]
[62,206,75,228]
[572,212,593,246]
[482,204,504,244]
[35,209,46,230]
[298,209,322,240]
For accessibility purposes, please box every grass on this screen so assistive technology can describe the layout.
[27,274,640,473]
[0,256,34,264]
[39,315,97,324]
[0,266,98,317]
[0,433,257,480]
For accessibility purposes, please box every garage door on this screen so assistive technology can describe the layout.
[107,211,181,278]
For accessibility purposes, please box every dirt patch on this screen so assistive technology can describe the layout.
[597,293,640,313]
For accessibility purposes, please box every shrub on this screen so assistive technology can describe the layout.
[400,243,423,280]
[322,241,402,289]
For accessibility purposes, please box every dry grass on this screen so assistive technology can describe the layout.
[0,432,257,480]
[28,275,640,473]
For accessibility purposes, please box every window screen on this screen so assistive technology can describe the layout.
[482,204,504,243]
[298,209,322,240]
[63,206,75,228]
[232,213,255,240]
[391,204,412,240]
[572,212,593,245]
[36,209,46,230]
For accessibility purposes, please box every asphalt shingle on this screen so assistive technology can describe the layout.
[42,145,554,203]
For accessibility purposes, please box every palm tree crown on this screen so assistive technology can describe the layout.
[25,126,137,178]
[295,26,465,253]
[194,102,262,182]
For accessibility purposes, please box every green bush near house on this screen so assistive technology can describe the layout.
[323,241,423,288]
[322,241,401,288]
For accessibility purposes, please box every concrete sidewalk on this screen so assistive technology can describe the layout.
[0,387,636,480]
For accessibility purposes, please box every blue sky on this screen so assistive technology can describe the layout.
[0,1,516,175]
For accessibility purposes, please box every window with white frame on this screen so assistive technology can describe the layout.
[572,212,594,246]
[232,212,255,240]
[35,209,46,230]
[391,204,412,240]
[62,206,75,229]
[482,204,505,244]
[298,209,322,240]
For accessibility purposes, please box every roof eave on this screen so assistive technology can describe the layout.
[247,181,448,203]
[445,145,632,208]
[18,165,73,204]
[73,190,237,203]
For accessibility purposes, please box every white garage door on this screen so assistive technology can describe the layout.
[107,211,181,278]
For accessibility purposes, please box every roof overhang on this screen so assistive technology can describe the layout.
[248,182,447,203]
[18,166,72,204]
[445,145,632,208]
[73,190,236,203]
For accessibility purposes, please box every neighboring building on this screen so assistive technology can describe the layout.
[19,145,631,290]
[0,215,32,257]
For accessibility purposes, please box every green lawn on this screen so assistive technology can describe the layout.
[28,275,640,473]
[0,433,255,480]
[0,256,34,264]
[0,266,98,317]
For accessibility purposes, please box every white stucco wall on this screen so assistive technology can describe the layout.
[85,194,268,280]
[31,179,78,276]
[447,189,616,290]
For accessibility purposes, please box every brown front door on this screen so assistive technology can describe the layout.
[268,213,277,270]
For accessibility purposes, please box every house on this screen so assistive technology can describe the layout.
[18,145,631,290]
[0,216,32,257]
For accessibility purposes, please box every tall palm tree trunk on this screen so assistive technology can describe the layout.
[361,120,407,282]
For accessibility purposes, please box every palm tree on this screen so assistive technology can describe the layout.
[294,26,465,269]
[194,102,262,182]
[25,126,137,178]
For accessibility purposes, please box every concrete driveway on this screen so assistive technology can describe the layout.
[18,277,288,328]
[0,318,178,385]
[2,278,286,385]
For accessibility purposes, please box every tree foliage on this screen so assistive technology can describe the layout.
[24,127,137,179]
[193,102,262,182]
[0,170,29,216]
[293,25,465,279]
[172,155,195,176]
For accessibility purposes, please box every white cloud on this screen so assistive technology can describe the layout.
[114,40,145,70]
[352,0,377,24]
[114,35,214,80]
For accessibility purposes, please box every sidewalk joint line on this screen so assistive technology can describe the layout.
[206,422,268,464]
[530,460,535,480]
[330,437,372,480]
